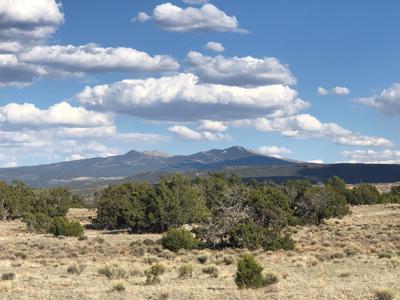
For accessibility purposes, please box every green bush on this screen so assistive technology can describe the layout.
[161,228,197,252]
[347,184,382,205]
[261,228,295,251]
[235,255,265,289]
[23,213,51,233]
[295,186,350,225]
[229,222,295,251]
[229,222,265,250]
[95,176,209,233]
[48,217,84,237]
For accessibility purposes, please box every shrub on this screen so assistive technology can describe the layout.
[145,263,166,285]
[161,228,197,252]
[228,222,295,251]
[178,264,193,279]
[67,264,86,275]
[98,265,127,280]
[235,255,265,289]
[264,273,279,285]
[48,217,84,237]
[144,257,158,265]
[202,266,219,278]
[143,239,155,246]
[348,184,382,205]
[1,273,15,281]
[197,255,208,264]
[261,229,295,251]
[218,256,234,265]
[229,222,265,250]
[375,289,395,300]
[112,282,126,292]
[23,213,51,233]
[295,186,350,225]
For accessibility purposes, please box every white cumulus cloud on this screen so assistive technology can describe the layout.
[19,44,180,73]
[0,101,111,127]
[77,73,308,122]
[318,86,350,96]
[234,114,393,147]
[186,51,296,86]
[135,3,244,33]
[198,120,228,132]
[0,0,64,44]
[358,83,400,115]
[205,41,225,53]
[257,146,292,158]
[168,125,230,141]
[341,149,400,164]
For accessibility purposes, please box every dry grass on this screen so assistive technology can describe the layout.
[0,204,399,299]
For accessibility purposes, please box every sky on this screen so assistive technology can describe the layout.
[0,0,400,167]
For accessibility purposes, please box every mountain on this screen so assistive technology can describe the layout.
[0,147,293,187]
[0,146,399,189]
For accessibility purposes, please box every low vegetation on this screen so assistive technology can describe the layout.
[161,228,198,252]
[0,174,400,298]
[235,255,265,289]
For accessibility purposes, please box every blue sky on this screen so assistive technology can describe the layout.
[0,0,399,167]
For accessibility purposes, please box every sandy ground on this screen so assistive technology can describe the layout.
[0,204,399,300]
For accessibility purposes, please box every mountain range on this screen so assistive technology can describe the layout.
[0,146,399,190]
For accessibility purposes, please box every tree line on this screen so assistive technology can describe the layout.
[0,175,399,247]
[94,174,400,250]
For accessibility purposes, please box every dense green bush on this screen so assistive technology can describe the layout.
[157,174,209,231]
[347,184,382,205]
[246,185,293,227]
[48,216,84,237]
[228,222,265,250]
[228,222,294,250]
[382,186,400,204]
[0,181,86,224]
[95,182,157,231]
[235,255,265,289]
[161,228,197,252]
[95,175,209,232]
[261,228,295,251]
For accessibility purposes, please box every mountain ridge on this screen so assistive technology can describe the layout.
[0,146,399,188]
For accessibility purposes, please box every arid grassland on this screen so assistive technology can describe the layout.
[0,204,399,300]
